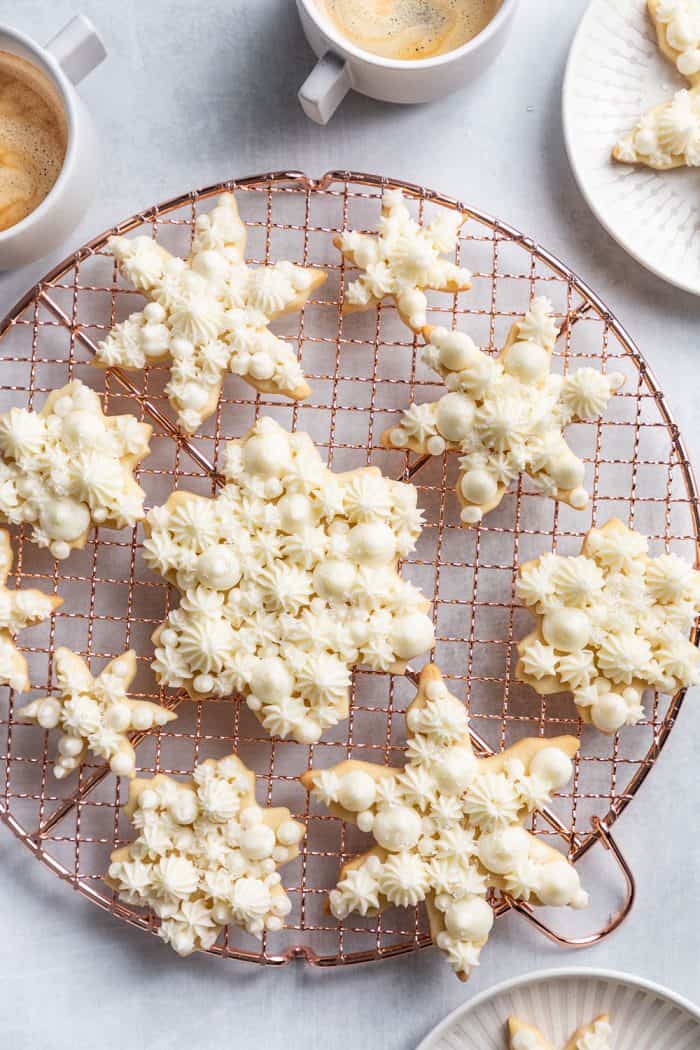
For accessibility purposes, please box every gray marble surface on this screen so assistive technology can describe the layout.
[1,2,699,1048]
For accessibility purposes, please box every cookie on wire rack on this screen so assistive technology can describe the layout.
[106,753,305,956]
[0,529,62,692]
[508,1014,613,1050]
[516,518,700,735]
[145,416,435,744]
[95,193,326,433]
[335,188,471,331]
[382,298,624,527]
[302,664,587,981]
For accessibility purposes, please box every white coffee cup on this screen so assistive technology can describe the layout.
[296,0,519,125]
[0,15,106,269]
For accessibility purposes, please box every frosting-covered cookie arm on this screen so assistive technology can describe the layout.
[508,1017,553,1050]
[649,0,700,82]
[564,1015,612,1050]
[612,89,700,169]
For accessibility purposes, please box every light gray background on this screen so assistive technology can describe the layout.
[1,2,699,1047]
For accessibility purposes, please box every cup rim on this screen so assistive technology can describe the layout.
[0,24,77,244]
[298,0,518,70]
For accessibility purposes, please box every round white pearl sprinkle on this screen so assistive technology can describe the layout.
[541,608,591,652]
[276,820,303,846]
[530,747,573,789]
[461,468,498,507]
[372,805,422,852]
[337,770,376,812]
[444,896,494,941]
[240,824,276,860]
[390,612,435,661]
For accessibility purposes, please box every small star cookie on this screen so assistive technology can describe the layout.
[613,1,700,168]
[0,529,62,691]
[301,664,587,981]
[106,753,305,956]
[0,380,152,559]
[508,1015,613,1050]
[516,518,700,734]
[146,416,435,744]
[18,649,176,779]
[95,194,327,433]
[382,298,624,526]
[335,189,471,331]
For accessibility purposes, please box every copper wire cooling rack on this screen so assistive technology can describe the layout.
[0,170,698,969]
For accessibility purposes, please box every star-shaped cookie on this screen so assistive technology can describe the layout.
[613,0,700,168]
[106,753,305,956]
[146,416,435,744]
[0,529,62,691]
[0,380,152,559]
[382,298,624,526]
[335,189,471,331]
[95,193,327,433]
[18,649,176,779]
[508,1015,613,1050]
[301,664,587,980]
[516,518,700,734]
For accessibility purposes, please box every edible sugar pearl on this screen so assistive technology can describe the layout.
[390,612,435,661]
[372,805,422,852]
[536,861,581,907]
[196,546,241,590]
[444,897,494,941]
[460,469,497,507]
[243,432,291,478]
[104,702,131,732]
[541,609,591,652]
[250,657,293,702]
[276,820,303,846]
[337,770,377,812]
[240,824,276,860]
[348,522,397,566]
[477,826,530,875]
[591,692,628,734]
[435,392,475,443]
[530,747,573,789]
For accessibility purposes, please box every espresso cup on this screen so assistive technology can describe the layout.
[0,15,106,268]
[296,0,519,124]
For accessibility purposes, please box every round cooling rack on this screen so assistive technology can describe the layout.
[0,170,698,969]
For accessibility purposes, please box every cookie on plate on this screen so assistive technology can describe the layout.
[106,753,305,955]
[302,664,587,980]
[0,380,152,559]
[18,649,176,778]
[516,518,700,734]
[335,189,471,331]
[146,416,435,743]
[508,1014,612,1050]
[613,1,700,168]
[383,298,623,526]
[95,194,326,432]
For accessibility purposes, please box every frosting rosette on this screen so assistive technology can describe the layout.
[516,518,700,734]
[146,416,435,743]
[508,1014,613,1050]
[302,664,587,981]
[106,753,305,955]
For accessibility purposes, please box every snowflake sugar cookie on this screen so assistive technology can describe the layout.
[301,664,587,980]
[508,1015,612,1050]
[0,380,152,559]
[335,189,471,331]
[613,1,700,168]
[516,518,700,734]
[106,753,305,956]
[19,649,176,778]
[95,194,327,433]
[146,416,435,743]
[0,529,62,691]
[383,298,624,526]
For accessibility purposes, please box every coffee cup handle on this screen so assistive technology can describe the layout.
[298,52,351,125]
[45,13,107,85]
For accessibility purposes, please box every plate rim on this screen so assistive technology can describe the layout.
[417,966,700,1049]
[561,0,700,298]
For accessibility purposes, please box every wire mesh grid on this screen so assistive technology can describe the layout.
[0,170,698,969]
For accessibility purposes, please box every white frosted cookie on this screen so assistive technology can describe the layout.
[382,298,624,527]
[18,649,176,778]
[95,194,326,433]
[106,753,305,956]
[508,1015,613,1050]
[0,380,152,559]
[335,189,471,331]
[301,664,587,981]
[516,518,700,734]
[613,1,700,168]
[0,529,62,691]
[146,416,435,743]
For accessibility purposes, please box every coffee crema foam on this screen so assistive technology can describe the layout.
[317,0,502,61]
[0,51,67,233]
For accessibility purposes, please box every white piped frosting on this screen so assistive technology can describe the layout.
[0,529,62,691]
[613,1,700,168]
[508,1014,613,1050]
[0,381,151,559]
[18,649,176,779]
[517,519,700,734]
[106,753,305,955]
[383,299,623,526]
[146,417,434,743]
[335,189,471,331]
[96,194,326,433]
[303,664,586,981]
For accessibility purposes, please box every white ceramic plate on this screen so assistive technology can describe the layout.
[563,0,700,295]
[418,968,700,1049]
